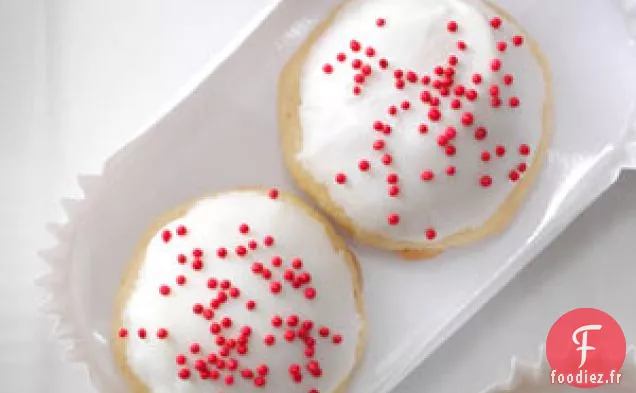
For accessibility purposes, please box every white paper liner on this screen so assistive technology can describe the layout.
[38,0,636,393]
[483,345,636,393]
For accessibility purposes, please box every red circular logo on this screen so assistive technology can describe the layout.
[546,308,626,388]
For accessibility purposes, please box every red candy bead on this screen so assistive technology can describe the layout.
[480,175,493,188]
[421,170,434,182]
[157,328,168,339]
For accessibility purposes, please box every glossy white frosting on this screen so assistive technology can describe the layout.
[120,191,362,393]
[298,0,546,244]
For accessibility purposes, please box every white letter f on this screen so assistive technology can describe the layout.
[573,324,602,368]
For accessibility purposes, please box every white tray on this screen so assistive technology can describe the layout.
[40,0,636,392]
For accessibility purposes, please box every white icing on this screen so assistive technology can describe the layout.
[298,0,546,243]
[121,191,362,393]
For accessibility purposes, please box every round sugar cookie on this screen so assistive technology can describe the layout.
[113,189,365,393]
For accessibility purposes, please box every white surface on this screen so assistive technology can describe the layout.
[2,1,636,393]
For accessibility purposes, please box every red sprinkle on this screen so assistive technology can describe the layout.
[159,285,171,296]
[428,108,442,122]
[352,59,362,69]
[292,258,303,270]
[162,230,171,243]
[388,106,398,116]
[445,145,456,156]
[176,354,187,365]
[503,74,514,85]
[461,112,474,126]
[472,73,482,84]
[379,58,389,69]
[305,287,317,299]
[263,236,274,247]
[332,335,343,345]
[387,173,399,184]
[466,89,478,101]
[359,160,370,172]
[495,145,506,157]
[387,213,400,226]
[509,97,520,108]
[446,165,456,176]
[490,85,500,96]
[176,225,187,236]
[268,188,279,199]
[193,303,204,314]
[490,17,502,29]
[509,170,520,182]
[518,162,528,173]
[421,75,431,85]
[178,368,191,380]
[519,144,531,156]
[118,328,128,338]
[336,53,346,62]
[335,173,347,185]
[191,259,203,271]
[512,35,524,46]
[457,40,467,50]
[497,41,507,52]
[381,154,393,165]
[365,47,376,57]
[481,151,492,162]
[419,124,429,134]
[373,139,385,150]
[421,170,434,182]
[235,246,248,257]
[193,248,203,258]
[447,20,458,32]
[270,281,282,294]
[322,64,333,74]
[350,40,361,52]
[246,300,256,310]
[480,175,493,188]
[216,247,227,258]
[361,64,372,76]
[407,71,418,83]
[157,328,168,339]
[177,254,187,264]
[491,58,502,72]
[376,18,386,27]
[401,101,411,110]
[190,343,200,354]
[475,127,488,140]
[176,275,186,286]
[451,99,461,110]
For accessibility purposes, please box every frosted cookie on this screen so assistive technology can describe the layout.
[279,0,552,258]
[113,189,365,393]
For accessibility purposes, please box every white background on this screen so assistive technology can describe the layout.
[2,0,635,392]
